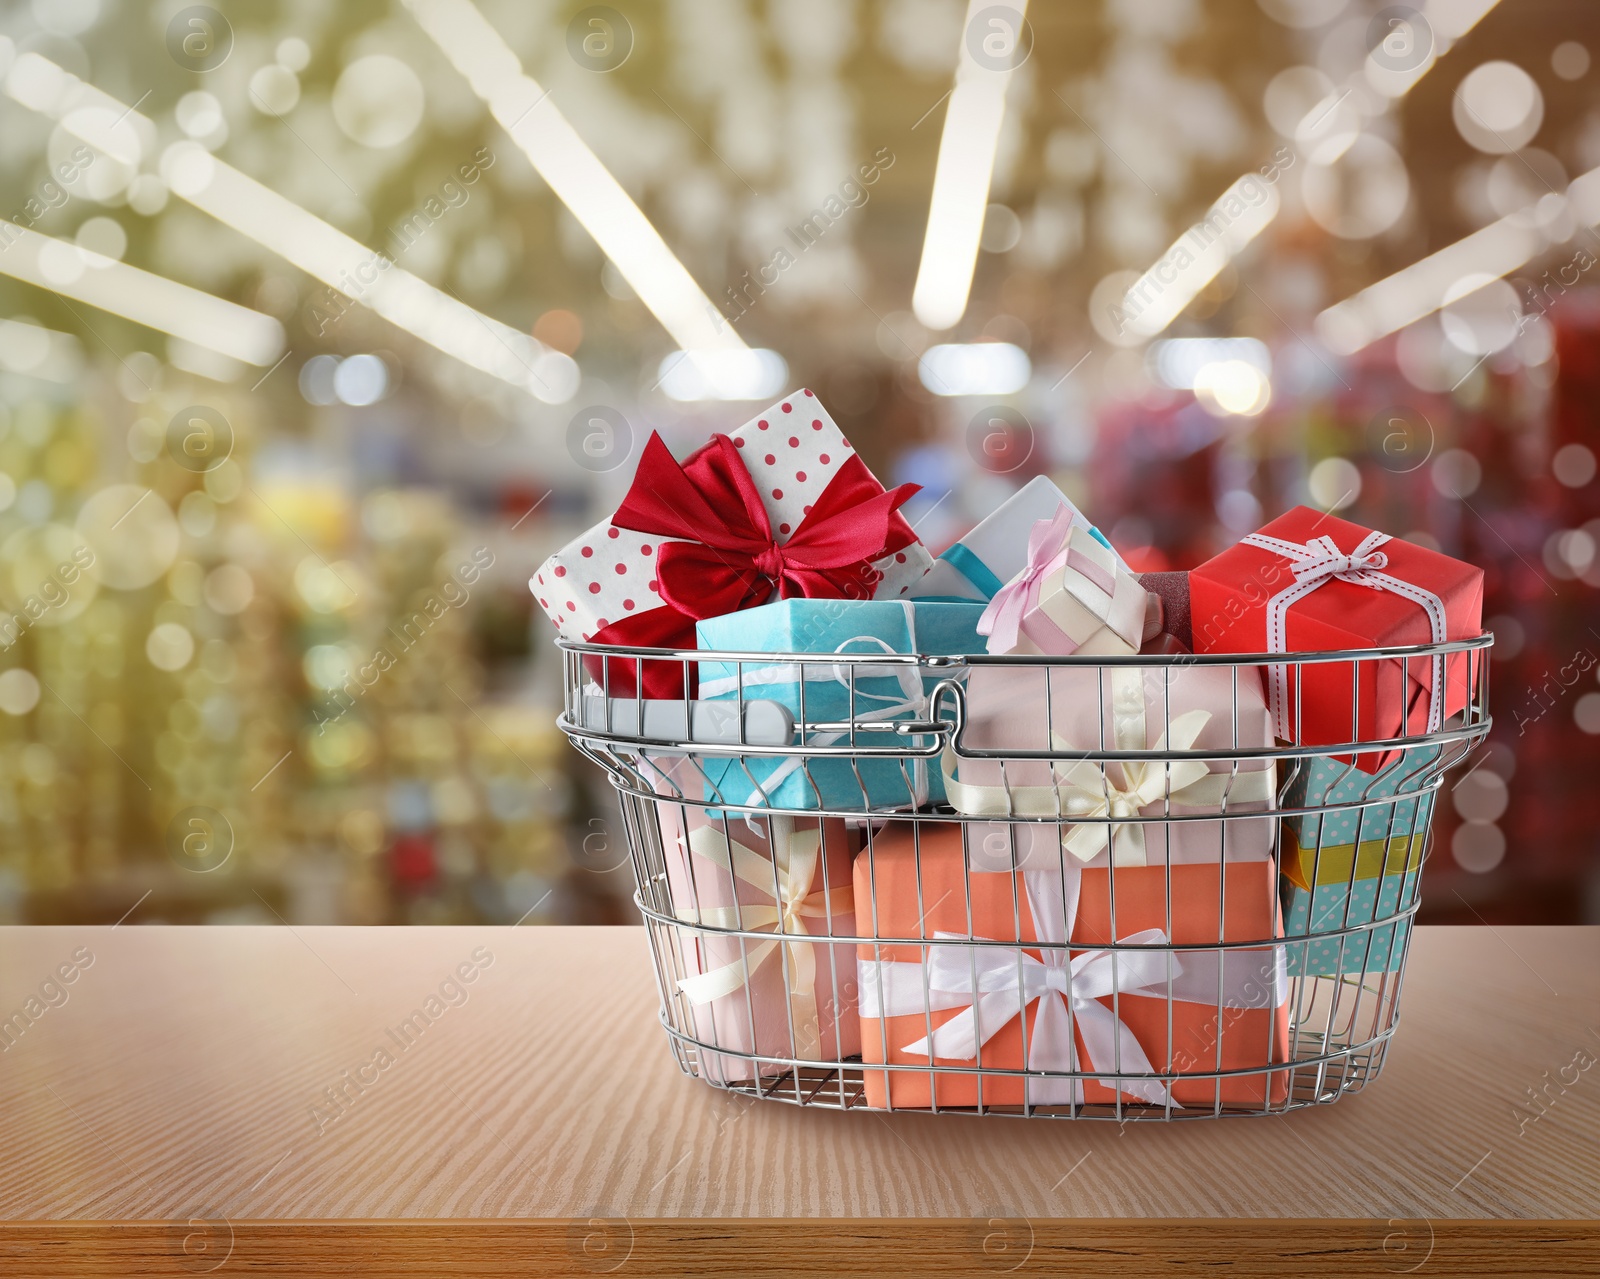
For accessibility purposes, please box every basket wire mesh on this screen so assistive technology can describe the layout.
[558,635,1491,1120]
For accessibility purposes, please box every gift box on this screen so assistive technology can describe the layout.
[1137,571,1192,654]
[975,509,1151,657]
[944,662,1277,872]
[854,823,1291,1109]
[695,598,987,811]
[1189,507,1483,772]
[1278,747,1440,976]
[658,801,860,1082]
[913,476,1123,602]
[531,390,933,696]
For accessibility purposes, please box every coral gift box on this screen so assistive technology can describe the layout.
[854,823,1291,1110]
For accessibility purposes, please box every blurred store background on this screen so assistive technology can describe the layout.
[0,0,1595,927]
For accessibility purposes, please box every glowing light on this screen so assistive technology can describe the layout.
[1302,135,1411,240]
[0,224,283,365]
[1127,0,1502,336]
[333,354,390,406]
[916,342,1031,396]
[146,622,196,672]
[332,55,424,148]
[0,316,83,381]
[1453,60,1543,154]
[3,51,571,401]
[1150,337,1270,390]
[1307,457,1361,509]
[405,0,743,355]
[657,350,788,401]
[1117,176,1280,340]
[158,138,572,401]
[911,0,1030,331]
[1194,360,1272,417]
[1315,160,1600,354]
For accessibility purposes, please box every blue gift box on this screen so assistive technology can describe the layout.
[1283,875,1413,977]
[1282,746,1441,853]
[1280,749,1439,976]
[695,598,987,811]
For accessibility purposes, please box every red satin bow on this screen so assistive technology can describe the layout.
[586,431,919,696]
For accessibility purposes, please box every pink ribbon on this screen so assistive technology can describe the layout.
[976,507,1081,654]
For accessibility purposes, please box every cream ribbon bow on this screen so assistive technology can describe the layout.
[674,815,852,1059]
[941,668,1274,866]
[1240,528,1447,739]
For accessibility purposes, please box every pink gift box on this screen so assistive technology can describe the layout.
[658,799,860,1082]
[947,662,1277,871]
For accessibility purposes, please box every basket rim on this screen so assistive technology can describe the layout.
[557,631,1492,666]
[560,718,1491,763]
[638,893,1422,949]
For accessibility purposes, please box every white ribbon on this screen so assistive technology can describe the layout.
[941,668,1276,866]
[673,815,852,1059]
[1240,529,1447,740]
[859,867,1177,1106]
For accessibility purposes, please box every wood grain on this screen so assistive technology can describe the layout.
[1,925,1596,1276]
[2,1219,1597,1278]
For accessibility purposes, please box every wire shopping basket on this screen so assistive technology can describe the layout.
[557,633,1491,1120]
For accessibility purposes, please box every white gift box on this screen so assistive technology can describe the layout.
[912,475,1123,602]
[532,390,933,643]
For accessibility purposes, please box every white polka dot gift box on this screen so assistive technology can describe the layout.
[530,390,933,696]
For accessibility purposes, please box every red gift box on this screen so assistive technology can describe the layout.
[1189,507,1482,771]
[855,823,1290,1110]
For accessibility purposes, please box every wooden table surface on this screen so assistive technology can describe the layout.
[1,924,1595,1277]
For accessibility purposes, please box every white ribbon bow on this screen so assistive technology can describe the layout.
[941,668,1275,866]
[674,815,852,1059]
[1241,529,1447,740]
[863,868,1178,1106]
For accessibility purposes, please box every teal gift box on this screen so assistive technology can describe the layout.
[1283,875,1414,977]
[695,598,987,811]
[1280,748,1439,977]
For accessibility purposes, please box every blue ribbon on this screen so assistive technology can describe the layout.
[936,542,1005,599]
[939,525,1115,598]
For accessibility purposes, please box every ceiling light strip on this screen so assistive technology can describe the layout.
[405,0,744,354]
[1314,174,1597,354]
[1118,0,1502,340]
[3,51,559,398]
[910,0,1029,332]
[0,223,283,364]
